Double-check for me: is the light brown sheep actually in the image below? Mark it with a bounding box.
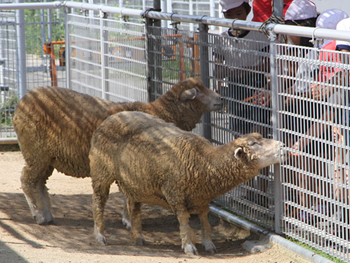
[13,78,221,225]
[89,111,283,255]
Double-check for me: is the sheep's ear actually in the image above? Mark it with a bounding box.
[234,147,243,159]
[180,88,197,101]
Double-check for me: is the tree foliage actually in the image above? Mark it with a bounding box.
[24,9,65,55]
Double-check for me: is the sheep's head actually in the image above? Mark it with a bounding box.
[153,78,222,131]
[178,78,222,112]
[233,133,283,170]
[161,78,222,112]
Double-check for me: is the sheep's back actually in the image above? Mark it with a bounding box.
[13,87,132,177]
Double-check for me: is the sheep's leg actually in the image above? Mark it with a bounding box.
[127,200,145,246]
[198,208,217,254]
[92,182,111,245]
[122,195,131,229]
[20,164,54,225]
[176,210,198,255]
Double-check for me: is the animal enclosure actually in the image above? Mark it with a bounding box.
[1,1,350,262]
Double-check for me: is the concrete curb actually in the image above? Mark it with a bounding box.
[209,204,334,263]
[0,138,18,145]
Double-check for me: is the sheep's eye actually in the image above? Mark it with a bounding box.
[249,141,259,146]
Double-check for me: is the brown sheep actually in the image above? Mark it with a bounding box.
[89,111,283,255]
[13,78,221,225]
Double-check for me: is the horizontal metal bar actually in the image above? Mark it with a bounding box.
[209,204,334,263]
[1,2,350,44]
[0,1,64,10]
[64,1,143,17]
[267,23,350,42]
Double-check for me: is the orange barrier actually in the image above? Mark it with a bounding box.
[43,41,65,87]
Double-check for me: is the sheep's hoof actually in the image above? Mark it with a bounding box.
[122,218,131,230]
[36,217,55,225]
[96,234,107,245]
[30,208,54,225]
[207,248,217,254]
[34,212,54,225]
[46,219,55,225]
[203,240,217,254]
[134,236,145,246]
[183,243,198,255]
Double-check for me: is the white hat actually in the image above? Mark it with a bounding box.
[316,9,349,48]
[336,18,350,50]
[220,0,249,12]
[285,0,318,22]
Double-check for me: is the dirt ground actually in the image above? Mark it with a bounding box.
[0,148,313,263]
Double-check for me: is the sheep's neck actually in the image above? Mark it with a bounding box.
[150,96,200,131]
[199,144,259,200]
[109,99,197,131]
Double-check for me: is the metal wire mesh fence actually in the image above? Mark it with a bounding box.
[68,12,148,101]
[278,44,350,259]
[1,1,350,262]
[0,6,66,139]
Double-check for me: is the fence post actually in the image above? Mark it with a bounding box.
[145,14,152,103]
[272,0,283,236]
[145,0,162,102]
[100,10,109,100]
[273,0,284,18]
[64,6,71,89]
[16,0,26,99]
[40,9,47,73]
[270,36,282,235]
[199,22,212,141]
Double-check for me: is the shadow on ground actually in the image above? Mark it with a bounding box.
[0,191,256,259]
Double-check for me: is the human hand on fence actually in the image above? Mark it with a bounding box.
[309,83,330,100]
[331,122,344,146]
[310,70,348,100]
[290,138,308,156]
[248,90,271,107]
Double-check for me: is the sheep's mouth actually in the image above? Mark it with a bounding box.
[214,102,224,107]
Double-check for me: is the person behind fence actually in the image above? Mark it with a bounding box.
[310,17,350,238]
[284,10,350,235]
[254,0,319,221]
[214,0,270,136]
[292,9,349,156]
[214,0,271,207]
[286,11,350,228]
[306,18,350,215]
[249,0,318,110]
[292,14,350,213]
[252,0,318,152]
[281,0,319,151]
[312,9,349,49]
[251,0,293,22]
[332,18,350,233]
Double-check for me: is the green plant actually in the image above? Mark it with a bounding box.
[0,94,18,127]
[24,9,65,56]
[285,236,343,263]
